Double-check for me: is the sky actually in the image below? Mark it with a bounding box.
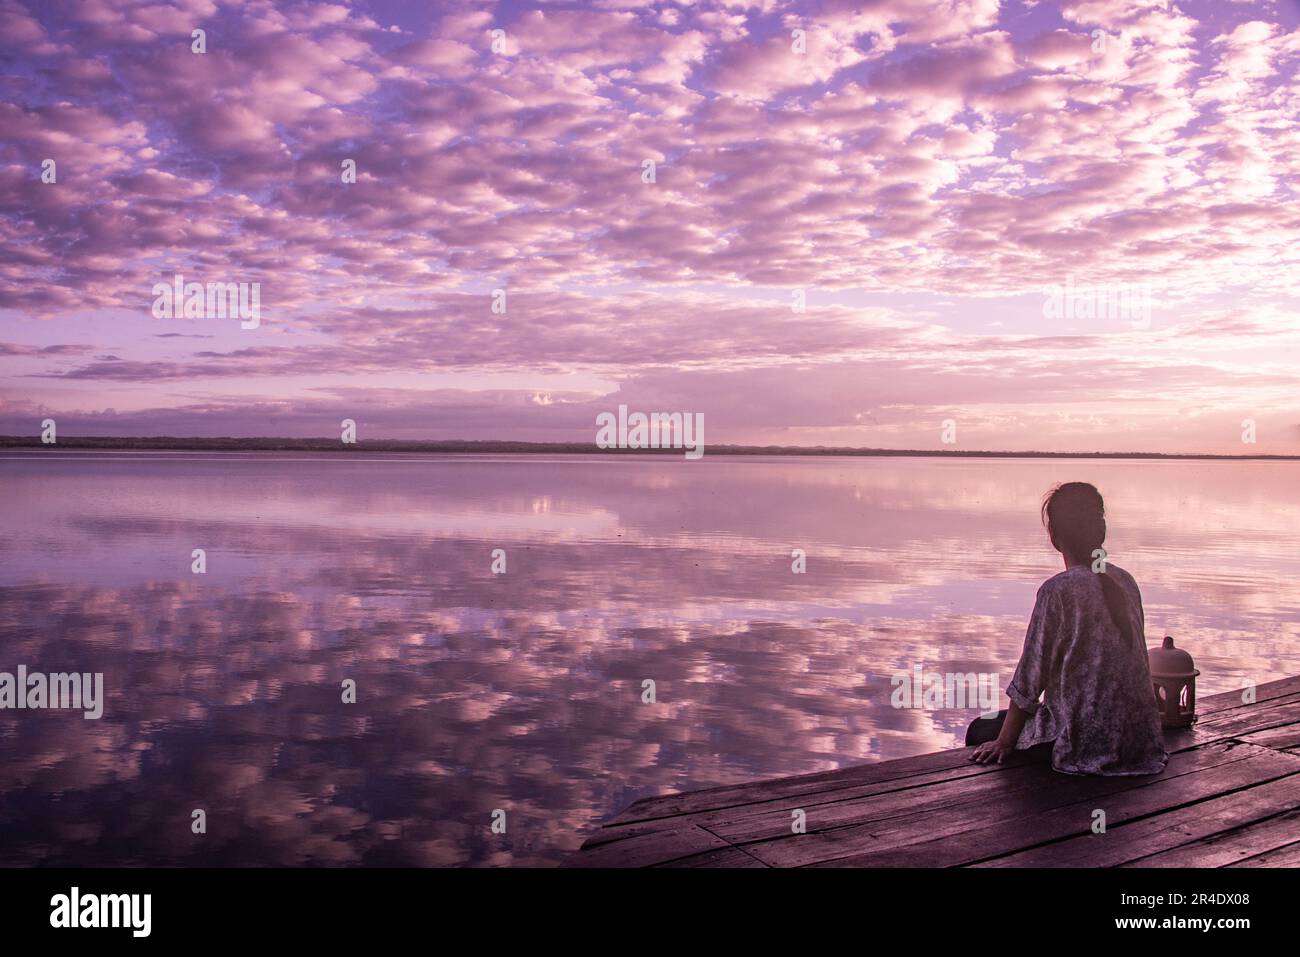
[1,0,1298,453]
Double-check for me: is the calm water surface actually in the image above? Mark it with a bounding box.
[1,452,1297,865]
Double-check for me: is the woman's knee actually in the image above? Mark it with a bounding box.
[964,710,1008,746]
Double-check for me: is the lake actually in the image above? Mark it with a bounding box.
[1,451,1297,865]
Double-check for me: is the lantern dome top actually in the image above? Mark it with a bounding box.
[1148,635,1199,678]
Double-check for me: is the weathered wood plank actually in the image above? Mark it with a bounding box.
[1161,693,1300,753]
[976,773,1300,867]
[802,749,1300,868]
[1196,675,1300,716]
[605,746,987,826]
[1117,807,1300,868]
[561,823,728,868]
[586,758,1008,847]
[1235,722,1300,751]
[653,846,769,868]
[1226,841,1300,867]
[733,738,1279,863]
[710,740,1257,849]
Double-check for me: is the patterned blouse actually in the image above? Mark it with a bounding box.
[1008,564,1169,776]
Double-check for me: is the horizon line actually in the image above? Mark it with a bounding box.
[2,436,1297,461]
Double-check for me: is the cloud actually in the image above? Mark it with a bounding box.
[0,0,1297,452]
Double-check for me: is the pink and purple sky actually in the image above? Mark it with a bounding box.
[1,0,1298,452]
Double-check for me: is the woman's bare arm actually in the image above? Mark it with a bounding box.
[997,701,1029,748]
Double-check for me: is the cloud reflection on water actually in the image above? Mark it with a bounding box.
[0,453,1296,865]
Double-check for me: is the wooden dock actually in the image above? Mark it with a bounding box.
[567,676,1300,867]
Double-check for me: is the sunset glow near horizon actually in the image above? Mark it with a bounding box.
[2,0,1299,453]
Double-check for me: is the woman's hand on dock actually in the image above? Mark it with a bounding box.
[970,740,1014,764]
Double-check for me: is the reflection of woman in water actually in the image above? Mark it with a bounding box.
[966,482,1168,776]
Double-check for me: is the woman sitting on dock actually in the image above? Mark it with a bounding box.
[966,482,1169,776]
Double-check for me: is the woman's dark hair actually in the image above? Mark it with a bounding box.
[1041,482,1136,646]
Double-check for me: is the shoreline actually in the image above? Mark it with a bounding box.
[1,436,1298,461]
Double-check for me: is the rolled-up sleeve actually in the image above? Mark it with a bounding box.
[1007,584,1059,715]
